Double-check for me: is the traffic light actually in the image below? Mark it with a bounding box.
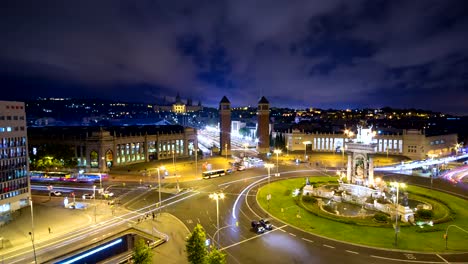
[443,234,448,240]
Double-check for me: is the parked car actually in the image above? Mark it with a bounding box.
[251,220,265,234]
[82,193,94,200]
[259,219,273,230]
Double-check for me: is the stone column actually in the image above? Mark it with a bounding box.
[347,154,352,182]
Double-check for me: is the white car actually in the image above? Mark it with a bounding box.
[103,191,114,197]
[82,193,94,200]
[51,191,62,196]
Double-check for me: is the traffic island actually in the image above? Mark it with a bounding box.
[257,177,468,252]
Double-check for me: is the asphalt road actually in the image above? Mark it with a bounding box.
[22,162,468,263]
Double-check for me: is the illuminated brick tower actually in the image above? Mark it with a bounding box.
[257,96,270,154]
[219,96,231,157]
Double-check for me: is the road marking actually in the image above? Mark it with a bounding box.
[436,254,449,263]
[289,233,296,237]
[197,218,200,223]
[186,219,193,224]
[370,255,442,263]
[301,238,313,243]
[345,250,358,254]
[323,244,335,249]
[404,253,416,260]
[280,229,286,232]
[221,225,287,251]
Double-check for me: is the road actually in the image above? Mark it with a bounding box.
[6,160,468,263]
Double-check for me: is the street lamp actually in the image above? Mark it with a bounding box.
[264,163,274,209]
[172,150,176,176]
[29,197,37,264]
[225,143,228,160]
[273,149,282,176]
[390,182,406,247]
[93,185,97,223]
[343,129,354,163]
[209,192,225,249]
[157,166,166,215]
[243,143,249,158]
[195,148,198,178]
[302,141,311,162]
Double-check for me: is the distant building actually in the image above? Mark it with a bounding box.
[154,93,203,113]
[0,101,29,225]
[282,129,457,160]
[28,125,198,171]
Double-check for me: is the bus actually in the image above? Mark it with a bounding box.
[30,171,71,182]
[202,169,226,179]
[76,172,108,183]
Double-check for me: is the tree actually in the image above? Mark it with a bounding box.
[206,247,227,264]
[186,224,208,264]
[133,238,153,264]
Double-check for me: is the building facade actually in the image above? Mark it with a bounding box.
[0,101,30,225]
[282,129,457,160]
[28,125,197,172]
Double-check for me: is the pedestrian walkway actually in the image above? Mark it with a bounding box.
[0,196,190,264]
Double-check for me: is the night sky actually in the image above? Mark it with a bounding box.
[1,0,467,115]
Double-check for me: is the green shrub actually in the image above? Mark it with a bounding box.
[374,212,388,222]
[302,195,317,203]
[416,209,434,219]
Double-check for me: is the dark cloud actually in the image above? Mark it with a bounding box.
[0,0,467,115]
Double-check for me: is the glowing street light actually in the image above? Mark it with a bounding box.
[209,192,225,248]
[273,149,282,176]
[157,166,166,215]
[390,182,406,247]
[243,143,249,158]
[264,163,274,209]
[303,141,312,161]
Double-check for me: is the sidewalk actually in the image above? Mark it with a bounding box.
[0,196,190,264]
[135,212,190,264]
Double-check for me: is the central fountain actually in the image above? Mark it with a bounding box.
[303,125,418,222]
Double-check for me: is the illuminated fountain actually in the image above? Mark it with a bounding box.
[303,125,417,222]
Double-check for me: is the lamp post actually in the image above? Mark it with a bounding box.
[209,192,225,248]
[195,148,198,178]
[303,141,311,162]
[225,143,228,160]
[157,166,166,215]
[391,182,406,247]
[264,163,274,209]
[93,185,97,223]
[273,149,281,176]
[243,143,249,158]
[172,150,176,176]
[29,197,37,264]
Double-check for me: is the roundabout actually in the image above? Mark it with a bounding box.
[255,176,468,252]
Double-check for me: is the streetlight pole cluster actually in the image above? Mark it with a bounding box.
[157,166,166,215]
[273,149,281,176]
[264,163,274,209]
[390,181,406,247]
[209,192,225,248]
[302,141,311,162]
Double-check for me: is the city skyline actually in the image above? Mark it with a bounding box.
[1,0,467,115]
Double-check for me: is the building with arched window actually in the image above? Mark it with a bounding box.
[28,125,197,172]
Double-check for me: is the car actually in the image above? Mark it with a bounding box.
[103,191,114,197]
[82,193,94,200]
[251,220,265,234]
[259,219,273,230]
[51,191,62,196]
